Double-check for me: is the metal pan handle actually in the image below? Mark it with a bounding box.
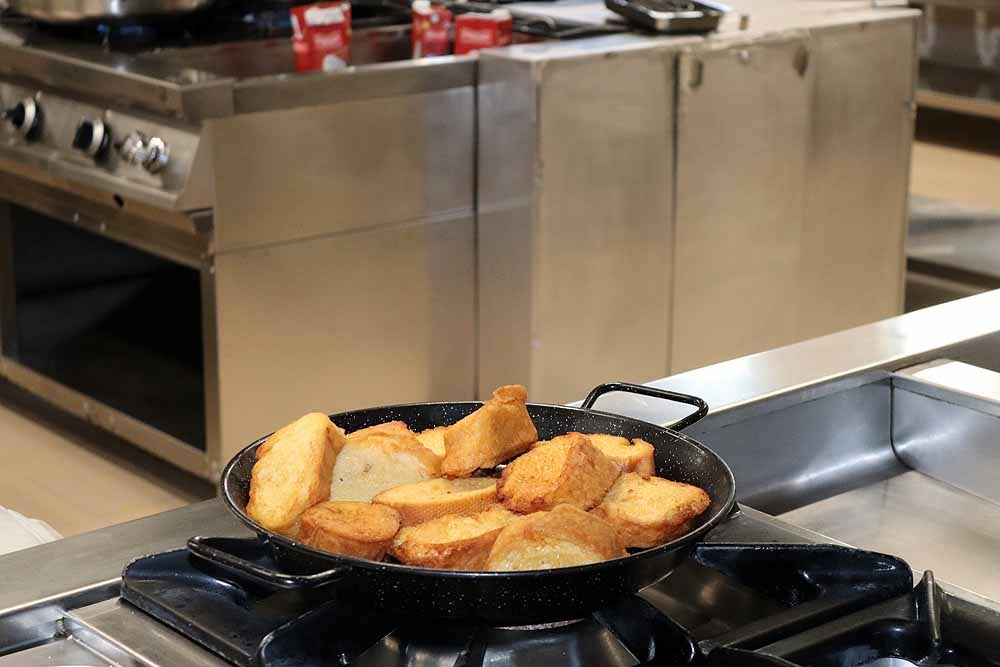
[187,536,346,590]
[581,381,709,431]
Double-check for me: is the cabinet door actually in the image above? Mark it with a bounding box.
[672,39,814,372]
[798,21,914,338]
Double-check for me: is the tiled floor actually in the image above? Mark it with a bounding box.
[0,384,212,538]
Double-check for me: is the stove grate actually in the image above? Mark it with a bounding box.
[121,541,920,666]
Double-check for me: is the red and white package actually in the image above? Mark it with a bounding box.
[454,9,512,55]
[411,0,453,58]
[290,2,352,72]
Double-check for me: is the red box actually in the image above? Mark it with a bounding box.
[411,0,452,58]
[454,10,512,56]
[290,2,352,72]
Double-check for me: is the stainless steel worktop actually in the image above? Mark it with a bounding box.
[906,197,1000,310]
[909,196,1000,284]
[582,288,1000,426]
[0,0,917,120]
[781,470,1000,600]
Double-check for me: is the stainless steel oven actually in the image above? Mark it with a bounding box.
[0,27,479,479]
[0,169,219,476]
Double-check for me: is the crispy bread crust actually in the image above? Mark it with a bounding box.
[583,434,656,478]
[247,413,346,538]
[372,477,498,526]
[485,504,626,571]
[347,421,413,440]
[441,385,538,477]
[389,504,517,570]
[498,433,620,513]
[299,501,401,560]
[591,473,710,548]
[415,426,448,457]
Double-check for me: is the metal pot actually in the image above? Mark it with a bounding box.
[8,0,214,23]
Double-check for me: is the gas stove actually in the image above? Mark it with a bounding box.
[120,535,919,667]
[3,505,1000,667]
[118,535,1000,667]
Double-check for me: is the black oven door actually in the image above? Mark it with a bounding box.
[0,201,207,454]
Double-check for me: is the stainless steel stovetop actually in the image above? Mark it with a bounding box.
[0,506,954,667]
[4,504,1000,667]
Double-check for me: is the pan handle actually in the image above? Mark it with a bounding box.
[187,536,346,590]
[580,381,709,431]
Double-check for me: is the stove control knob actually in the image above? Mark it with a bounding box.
[72,118,111,161]
[3,98,42,139]
[117,131,169,174]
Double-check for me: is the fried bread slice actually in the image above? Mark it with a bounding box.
[373,477,498,526]
[347,421,413,440]
[498,433,620,513]
[484,504,626,571]
[591,472,710,548]
[389,504,517,570]
[246,412,346,538]
[330,429,441,502]
[584,434,656,478]
[299,501,401,560]
[415,426,448,458]
[441,385,538,477]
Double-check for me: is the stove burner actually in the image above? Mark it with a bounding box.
[121,541,917,666]
[706,572,1000,667]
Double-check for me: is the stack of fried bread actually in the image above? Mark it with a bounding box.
[246,385,711,571]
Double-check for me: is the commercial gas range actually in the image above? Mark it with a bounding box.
[0,0,919,481]
[5,291,1000,666]
[10,508,1000,667]
[0,0,511,480]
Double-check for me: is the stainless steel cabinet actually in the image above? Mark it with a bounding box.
[672,38,813,372]
[478,45,677,403]
[672,21,915,371]
[480,9,918,398]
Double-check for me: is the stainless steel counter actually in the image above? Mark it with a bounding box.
[0,501,245,615]
[781,470,1000,601]
[906,197,1000,310]
[581,288,1000,426]
[0,0,918,120]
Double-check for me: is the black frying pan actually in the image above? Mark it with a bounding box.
[189,382,736,625]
